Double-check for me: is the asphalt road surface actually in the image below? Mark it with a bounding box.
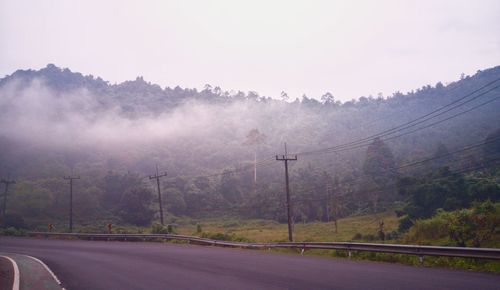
[0,237,498,290]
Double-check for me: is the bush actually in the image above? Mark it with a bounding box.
[151,223,170,234]
[398,216,413,232]
[1,227,26,236]
[447,200,498,247]
[385,231,399,240]
[406,211,449,243]
[364,234,376,241]
[201,232,252,242]
[222,220,241,228]
[352,233,363,240]
[377,230,385,241]
[0,213,26,229]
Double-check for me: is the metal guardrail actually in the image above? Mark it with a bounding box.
[25,232,500,260]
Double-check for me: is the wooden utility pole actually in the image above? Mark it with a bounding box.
[149,165,167,225]
[1,178,16,216]
[63,175,80,232]
[276,143,297,242]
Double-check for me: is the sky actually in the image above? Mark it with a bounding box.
[1,0,499,101]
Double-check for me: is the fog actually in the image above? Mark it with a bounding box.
[0,76,327,177]
[0,78,274,148]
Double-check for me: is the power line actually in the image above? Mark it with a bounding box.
[300,90,500,158]
[297,81,500,156]
[397,135,500,170]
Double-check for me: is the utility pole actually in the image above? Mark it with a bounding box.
[325,181,331,222]
[63,175,80,232]
[1,178,16,217]
[253,150,257,195]
[276,143,297,242]
[149,165,167,225]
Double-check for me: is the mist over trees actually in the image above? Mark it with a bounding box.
[0,64,499,229]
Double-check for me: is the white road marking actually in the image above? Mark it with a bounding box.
[23,255,66,290]
[0,255,20,290]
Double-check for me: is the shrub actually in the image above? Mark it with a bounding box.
[447,200,498,247]
[0,213,26,229]
[151,223,170,234]
[398,215,413,232]
[406,211,449,243]
[201,231,252,242]
[364,234,375,241]
[352,233,362,240]
[1,227,25,236]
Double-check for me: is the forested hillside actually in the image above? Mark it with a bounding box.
[0,64,499,229]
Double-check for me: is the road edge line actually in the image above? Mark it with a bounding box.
[0,255,20,290]
[23,255,66,290]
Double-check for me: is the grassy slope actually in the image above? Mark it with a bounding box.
[176,211,399,242]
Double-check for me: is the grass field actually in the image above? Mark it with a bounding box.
[175,211,400,243]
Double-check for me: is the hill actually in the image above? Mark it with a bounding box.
[0,64,499,228]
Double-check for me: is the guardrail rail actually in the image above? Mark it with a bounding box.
[25,232,500,261]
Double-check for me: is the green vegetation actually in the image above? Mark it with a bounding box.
[404,201,500,248]
[175,211,399,243]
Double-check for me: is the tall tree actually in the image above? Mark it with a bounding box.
[363,138,396,185]
[118,186,154,226]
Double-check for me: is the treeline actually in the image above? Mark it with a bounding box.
[2,129,499,230]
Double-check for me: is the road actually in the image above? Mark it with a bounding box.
[0,237,498,290]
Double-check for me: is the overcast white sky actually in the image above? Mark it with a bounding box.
[1,0,499,101]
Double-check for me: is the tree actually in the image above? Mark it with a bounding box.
[362,138,397,207]
[397,167,468,223]
[101,172,141,211]
[321,92,335,105]
[193,176,211,192]
[280,91,289,102]
[431,142,451,169]
[363,138,396,183]
[165,187,186,216]
[483,128,500,163]
[118,187,154,226]
[218,170,242,203]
